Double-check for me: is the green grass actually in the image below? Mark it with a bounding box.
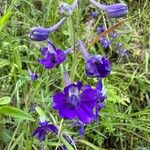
[0,0,150,149]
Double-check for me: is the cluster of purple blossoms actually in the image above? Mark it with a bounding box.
[97,25,110,49]
[96,25,127,57]
[30,0,129,148]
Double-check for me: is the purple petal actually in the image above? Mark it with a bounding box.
[32,127,41,136]
[56,49,66,64]
[38,58,55,69]
[47,124,58,134]
[79,89,98,105]
[52,92,66,109]
[96,79,102,90]
[38,129,46,142]
[40,47,48,56]
[58,105,76,119]
[76,106,93,124]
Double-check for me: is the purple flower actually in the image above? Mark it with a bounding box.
[52,71,98,124]
[28,70,39,81]
[100,37,110,49]
[85,55,111,78]
[58,0,78,16]
[30,17,66,41]
[32,119,58,142]
[91,12,98,18]
[97,25,105,35]
[109,32,117,38]
[30,73,39,81]
[90,0,128,18]
[38,40,66,69]
[78,40,111,78]
[96,26,110,49]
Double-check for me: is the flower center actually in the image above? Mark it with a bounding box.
[68,86,79,108]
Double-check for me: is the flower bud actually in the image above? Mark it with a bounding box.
[30,18,66,41]
[30,27,50,41]
[90,0,128,18]
[105,3,128,18]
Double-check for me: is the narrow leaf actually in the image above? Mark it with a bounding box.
[0,106,34,121]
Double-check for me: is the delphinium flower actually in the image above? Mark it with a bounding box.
[38,40,66,69]
[30,17,66,41]
[97,25,110,49]
[32,117,58,142]
[89,0,128,18]
[28,69,39,81]
[38,40,79,69]
[116,43,127,57]
[78,40,111,78]
[52,70,98,124]
[58,0,78,16]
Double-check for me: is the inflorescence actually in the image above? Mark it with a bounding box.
[30,0,128,149]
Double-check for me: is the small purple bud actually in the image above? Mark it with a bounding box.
[106,3,128,18]
[109,32,117,38]
[100,37,110,49]
[90,0,128,18]
[30,18,66,41]
[91,12,98,18]
[97,25,105,34]
[29,70,39,81]
[30,27,50,41]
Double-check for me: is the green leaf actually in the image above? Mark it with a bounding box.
[0,96,11,105]
[78,139,105,150]
[0,0,16,30]
[0,106,34,121]
[0,59,10,69]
